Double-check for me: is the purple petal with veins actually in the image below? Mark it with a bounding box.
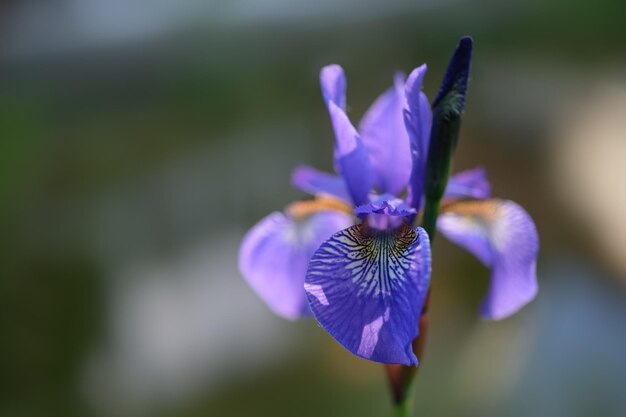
[305,224,431,365]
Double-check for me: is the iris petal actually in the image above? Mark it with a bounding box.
[358,74,412,195]
[444,167,492,200]
[320,64,347,110]
[404,65,432,211]
[291,165,350,202]
[320,65,374,206]
[239,210,353,320]
[355,194,417,218]
[305,224,431,365]
[437,199,539,320]
[327,101,374,206]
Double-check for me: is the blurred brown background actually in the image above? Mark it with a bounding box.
[1,1,626,416]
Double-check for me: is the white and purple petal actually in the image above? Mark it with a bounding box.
[358,74,412,195]
[291,165,350,202]
[444,167,492,200]
[239,210,353,320]
[437,199,539,320]
[305,224,431,365]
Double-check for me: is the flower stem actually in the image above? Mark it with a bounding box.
[385,295,429,416]
[392,396,413,417]
[421,198,440,243]
[386,36,473,417]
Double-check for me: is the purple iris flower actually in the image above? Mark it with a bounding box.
[239,57,538,365]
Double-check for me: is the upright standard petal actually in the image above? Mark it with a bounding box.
[320,64,347,110]
[240,210,353,320]
[404,64,432,211]
[444,167,492,200]
[305,224,431,365]
[358,74,412,195]
[437,199,539,320]
[291,165,350,202]
[327,101,374,206]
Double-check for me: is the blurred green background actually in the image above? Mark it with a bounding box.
[2,1,626,416]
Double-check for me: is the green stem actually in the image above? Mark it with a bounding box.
[421,197,440,242]
[393,396,413,417]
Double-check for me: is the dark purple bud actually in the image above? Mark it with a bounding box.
[422,36,473,238]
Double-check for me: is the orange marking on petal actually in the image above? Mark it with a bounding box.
[287,196,353,220]
[440,199,501,221]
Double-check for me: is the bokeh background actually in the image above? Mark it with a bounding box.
[2,1,626,416]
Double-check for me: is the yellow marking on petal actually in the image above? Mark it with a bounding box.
[287,196,353,220]
[440,199,516,252]
[440,199,500,221]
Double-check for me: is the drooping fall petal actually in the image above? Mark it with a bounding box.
[305,224,431,365]
[438,199,539,320]
[239,210,353,320]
